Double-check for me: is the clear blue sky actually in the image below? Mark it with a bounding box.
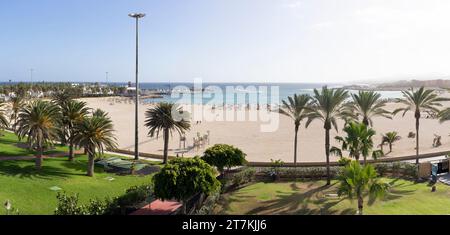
[2,0,450,83]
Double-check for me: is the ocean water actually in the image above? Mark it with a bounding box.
[114,82,404,105]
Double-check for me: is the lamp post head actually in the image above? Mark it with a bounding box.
[128,13,146,19]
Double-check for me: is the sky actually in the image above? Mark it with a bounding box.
[2,0,450,84]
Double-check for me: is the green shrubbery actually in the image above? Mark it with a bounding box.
[54,184,153,215]
[153,157,221,214]
[195,189,221,215]
[231,167,256,186]
[373,162,418,178]
[201,144,247,174]
[338,157,352,166]
[263,166,341,180]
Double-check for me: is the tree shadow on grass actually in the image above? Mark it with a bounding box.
[60,156,106,175]
[0,160,84,180]
[242,182,341,215]
[367,178,417,206]
[217,194,256,214]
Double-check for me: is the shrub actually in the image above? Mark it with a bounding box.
[402,163,418,179]
[374,164,389,177]
[195,189,221,215]
[153,157,221,214]
[201,144,247,174]
[338,157,352,166]
[392,162,402,176]
[231,167,256,186]
[85,198,110,215]
[54,185,153,215]
[55,192,86,215]
[265,166,340,179]
[116,185,152,208]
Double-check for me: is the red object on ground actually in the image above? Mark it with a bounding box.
[130,200,182,215]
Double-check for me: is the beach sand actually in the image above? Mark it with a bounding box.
[78,94,450,163]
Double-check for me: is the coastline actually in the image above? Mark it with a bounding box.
[78,92,450,163]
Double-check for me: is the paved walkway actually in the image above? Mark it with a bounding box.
[130,200,182,215]
[439,174,450,185]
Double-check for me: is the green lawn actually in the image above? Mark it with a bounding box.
[214,178,450,215]
[0,156,153,215]
[0,131,155,215]
[0,131,68,157]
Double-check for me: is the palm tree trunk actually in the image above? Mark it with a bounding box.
[325,128,331,185]
[357,195,364,215]
[163,128,170,165]
[363,117,369,127]
[294,125,299,166]
[182,200,188,215]
[389,143,392,153]
[87,152,95,177]
[69,137,74,162]
[415,117,419,165]
[35,148,43,170]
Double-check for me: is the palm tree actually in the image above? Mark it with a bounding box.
[393,87,449,164]
[92,108,108,118]
[9,96,24,130]
[15,100,61,170]
[52,91,74,107]
[72,116,117,177]
[279,94,312,165]
[144,102,191,164]
[52,91,74,145]
[338,161,389,215]
[0,101,9,131]
[63,100,90,161]
[306,86,349,185]
[346,91,391,126]
[330,122,383,165]
[381,132,401,153]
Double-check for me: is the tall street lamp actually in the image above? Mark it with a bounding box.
[129,13,145,160]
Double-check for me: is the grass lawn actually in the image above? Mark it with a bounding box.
[214,178,450,215]
[0,131,67,157]
[0,156,153,215]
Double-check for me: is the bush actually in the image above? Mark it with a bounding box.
[372,162,418,178]
[54,185,153,215]
[402,163,418,179]
[116,185,153,208]
[338,157,352,166]
[55,192,86,215]
[267,159,284,180]
[85,198,110,215]
[195,189,221,215]
[153,157,221,214]
[231,167,256,186]
[201,144,247,174]
[265,166,340,180]
[374,164,389,177]
[392,162,402,176]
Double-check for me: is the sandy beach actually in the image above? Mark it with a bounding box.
[78,94,450,163]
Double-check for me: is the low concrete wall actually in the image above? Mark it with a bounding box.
[109,148,450,166]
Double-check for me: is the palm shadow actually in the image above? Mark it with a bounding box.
[0,160,84,180]
[237,182,341,215]
[367,178,416,206]
[60,157,106,175]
